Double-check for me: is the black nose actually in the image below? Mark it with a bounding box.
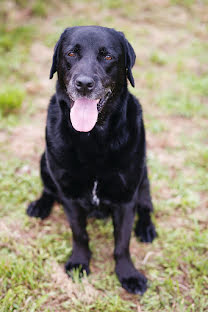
[75,75,95,94]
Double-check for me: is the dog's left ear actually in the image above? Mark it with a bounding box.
[119,32,136,87]
[126,40,136,87]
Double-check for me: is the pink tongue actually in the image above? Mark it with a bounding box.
[70,98,99,132]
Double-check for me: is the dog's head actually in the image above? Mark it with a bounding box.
[50,26,136,132]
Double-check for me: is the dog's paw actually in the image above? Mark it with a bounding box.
[26,199,51,220]
[65,260,90,278]
[135,221,157,243]
[121,272,148,295]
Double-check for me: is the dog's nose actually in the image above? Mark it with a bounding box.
[75,75,95,93]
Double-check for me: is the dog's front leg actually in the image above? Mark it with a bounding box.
[63,198,91,277]
[112,203,148,294]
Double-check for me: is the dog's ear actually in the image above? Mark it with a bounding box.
[49,39,61,79]
[119,32,136,87]
[49,28,71,79]
[125,40,136,87]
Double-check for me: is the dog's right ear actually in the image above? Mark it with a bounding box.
[49,28,71,79]
[49,39,61,79]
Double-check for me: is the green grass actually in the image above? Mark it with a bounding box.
[69,295,137,312]
[100,0,124,9]
[156,92,208,118]
[180,72,208,96]
[0,0,208,311]
[0,86,25,116]
[0,159,41,217]
[11,0,48,17]
[150,52,167,66]
[0,237,51,311]
[0,5,37,125]
[171,0,195,7]
[0,25,35,52]
[31,0,47,17]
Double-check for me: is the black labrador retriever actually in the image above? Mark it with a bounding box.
[27,26,157,295]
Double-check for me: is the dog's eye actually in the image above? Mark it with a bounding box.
[104,55,112,61]
[68,52,76,57]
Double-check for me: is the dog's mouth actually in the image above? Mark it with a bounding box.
[70,91,111,132]
[97,91,111,113]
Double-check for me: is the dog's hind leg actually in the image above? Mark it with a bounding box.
[134,166,157,242]
[27,152,57,219]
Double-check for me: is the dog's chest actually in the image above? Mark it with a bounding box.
[91,180,100,206]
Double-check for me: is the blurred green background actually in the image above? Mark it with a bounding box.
[0,0,208,311]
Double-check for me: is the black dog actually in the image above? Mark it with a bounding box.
[27,26,157,294]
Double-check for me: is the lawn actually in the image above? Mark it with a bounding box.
[0,0,208,311]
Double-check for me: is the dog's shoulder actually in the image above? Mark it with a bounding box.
[126,92,144,132]
[128,92,142,114]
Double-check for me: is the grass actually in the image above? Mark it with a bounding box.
[0,86,25,116]
[156,92,208,118]
[0,5,37,126]
[0,0,208,311]
[0,25,35,52]
[150,52,167,66]
[31,0,48,17]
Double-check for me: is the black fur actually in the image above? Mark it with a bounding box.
[27,26,157,295]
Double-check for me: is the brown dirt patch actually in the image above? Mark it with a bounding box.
[9,120,45,164]
[51,261,100,303]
